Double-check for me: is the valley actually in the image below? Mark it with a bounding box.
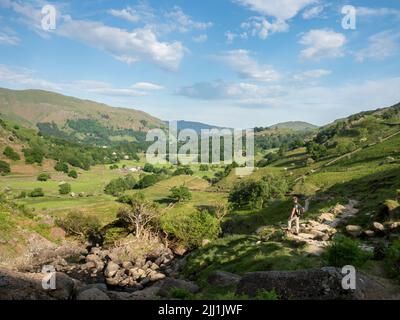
[0,88,400,300]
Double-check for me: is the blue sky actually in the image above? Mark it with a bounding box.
[0,0,400,128]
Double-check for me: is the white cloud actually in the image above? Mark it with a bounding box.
[0,64,163,97]
[192,34,208,43]
[0,29,20,45]
[302,5,324,19]
[108,7,141,23]
[215,50,281,82]
[164,6,212,33]
[240,16,289,40]
[355,30,400,62]
[299,29,346,60]
[177,80,283,104]
[356,7,400,18]
[293,69,331,80]
[0,64,63,91]
[225,31,237,44]
[132,82,164,90]
[1,0,186,71]
[234,0,316,20]
[74,80,147,97]
[57,17,185,71]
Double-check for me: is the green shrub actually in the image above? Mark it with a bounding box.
[29,188,44,197]
[109,164,119,170]
[173,166,194,176]
[37,173,51,181]
[68,170,78,179]
[136,174,162,189]
[322,236,371,267]
[57,212,100,239]
[167,288,194,300]
[254,290,278,300]
[103,227,129,245]
[169,185,192,202]
[104,174,136,196]
[54,162,69,173]
[199,164,209,171]
[143,163,155,173]
[23,147,44,164]
[384,240,400,280]
[59,183,71,195]
[3,146,20,161]
[161,210,221,248]
[16,191,27,199]
[229,175,288,209]
[0,160,10,174]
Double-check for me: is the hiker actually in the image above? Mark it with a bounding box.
[287,196,304,235]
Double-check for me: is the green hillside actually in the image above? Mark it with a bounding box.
[0,87,164,145]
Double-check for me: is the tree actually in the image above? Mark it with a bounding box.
[55,162,69,173]
[307,142,327,161]
[3,146,20,161]
[117,197,159,239]
[68,170,78,179]
[136,174,161,189]
[160,210,220,248]
[214,203,228,221]
[229,175,288,209]
[59,183,71,195]
[57,212,100,239]
[37,173,51,181]
[23,147,44,164]
[104,174,136,196]
[30,188,44,197]
[173,166,194,176]
[169,185,192,202]
[143,163,155,173]
[0,160,10,174]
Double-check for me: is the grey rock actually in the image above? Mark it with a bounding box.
[104,261,120,278]
[236,267,393,300]
[208,271,242,288]
[76,288,110,300]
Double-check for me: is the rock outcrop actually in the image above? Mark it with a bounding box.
[236,267,397,300]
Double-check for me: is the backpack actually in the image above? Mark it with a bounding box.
[295,204,304,216]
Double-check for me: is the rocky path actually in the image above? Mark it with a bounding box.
[284,199,360,256]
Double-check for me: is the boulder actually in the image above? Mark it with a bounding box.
[173,245,187,256]
[373,222,385,235]
[236,267,394,300]
[318,213,335,223]
[346,225,363,237]
[208,271,241,287]
[86,254,100,263]
[76,288,110,300]
[330,204,346,215]
[47,272,75,300]
[362,230,375,238]
[122,261,133,269]
[104,261,120,278]
[149,272,166,282]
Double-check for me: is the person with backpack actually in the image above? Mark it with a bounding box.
[287,196,304,235]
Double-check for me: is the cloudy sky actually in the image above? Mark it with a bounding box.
[0,0,400,128]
